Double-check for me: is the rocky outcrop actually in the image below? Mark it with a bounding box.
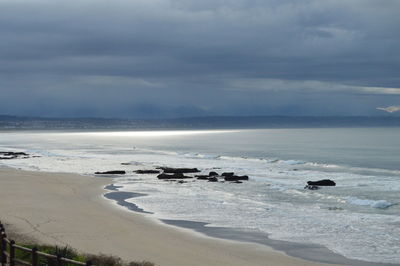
[157,167,200,174]
[221,172,234,177]
[95,170,126,175]
[157,173,193,179]
[195,175,210,180]
[127,165,251,184]
[0,151,30,160]
[304,179,335,190]
[0,152,28,156]
[307,179,336,186]
[224,175,249,181]
[135,170,160,174]
[192,171,251,182]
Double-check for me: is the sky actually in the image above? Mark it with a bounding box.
[1,0,400,118]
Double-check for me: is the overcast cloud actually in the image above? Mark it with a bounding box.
[1,0,399,118]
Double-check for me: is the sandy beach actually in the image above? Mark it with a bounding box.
[0,167,342,266]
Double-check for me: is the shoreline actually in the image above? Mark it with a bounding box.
[0,167,398,266]
[0,167,341,266]
[103,184,398,266]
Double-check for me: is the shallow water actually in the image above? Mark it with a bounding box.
[1,128,399,264]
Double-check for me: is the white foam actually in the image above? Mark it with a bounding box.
[279,160,305,165]
[183,153,220,159]
[346,197,395,209]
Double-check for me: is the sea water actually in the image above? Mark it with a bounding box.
[0,128,399,264]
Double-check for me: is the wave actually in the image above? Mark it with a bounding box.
[183,153,221,160]
[278,160,305,165]
[345,197,395,209]
[132,147,179,156]
[305,162,400,176]
[129,147,400,177]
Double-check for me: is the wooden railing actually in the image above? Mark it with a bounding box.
[0,222,92,266]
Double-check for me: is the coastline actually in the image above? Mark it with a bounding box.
[104,184,398,266]
[0,167,344,266]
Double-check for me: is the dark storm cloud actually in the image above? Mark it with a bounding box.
[0,0,399,117]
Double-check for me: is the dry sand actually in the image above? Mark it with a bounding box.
[0,167,342,266]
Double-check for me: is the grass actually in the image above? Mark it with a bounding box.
[12,243,155,266]
[1,222,155,266]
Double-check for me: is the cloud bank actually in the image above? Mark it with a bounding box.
[0,0,399,117]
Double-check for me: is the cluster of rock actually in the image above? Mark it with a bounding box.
[93,166,335,189]
[194,172,249,183]
[1,151,335,191]
[156,168,249,184]
[94,166,249,184]
[304,179,336,190]
[0,151,31,160]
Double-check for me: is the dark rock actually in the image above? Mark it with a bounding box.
[304,185,320,190]
[224,175,249,181]
[0,157,15,160]
[95,170,126,175]
[195,175,210,180]
[157,167,200,174]
[14,152,28,156]
[0,151,30,160]
[209,171,219,176]
[135,170,160,174]
[307,179,336,186]
[208,177,218,182]
[221,172,234,177]
[121,163,131,165]
[0,152,28,156]
[157,173,193,179]
[177,180,187,184]
[232,181,243,184]
[327,206,343,211]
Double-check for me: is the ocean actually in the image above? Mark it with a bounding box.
[1,128,399,264]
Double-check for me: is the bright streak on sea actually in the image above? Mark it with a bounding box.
[68,130,238,137]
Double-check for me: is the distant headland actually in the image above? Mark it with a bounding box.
[1,115,400,130]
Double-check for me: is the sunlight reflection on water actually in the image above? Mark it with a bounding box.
[69,130,238,137]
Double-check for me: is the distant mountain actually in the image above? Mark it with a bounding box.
[1,115,400,130]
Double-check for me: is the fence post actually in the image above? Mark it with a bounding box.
[9,240,15,266]
[0,222,4,264]
[0,231,5,266]
[56,253,62,266]
[32,247,38,266]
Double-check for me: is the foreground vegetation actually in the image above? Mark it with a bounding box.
[11,242,154,266]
